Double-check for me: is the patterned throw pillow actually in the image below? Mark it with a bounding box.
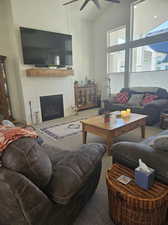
[127,94,144,106]
[116,92,129,104]
[141,94,158,105]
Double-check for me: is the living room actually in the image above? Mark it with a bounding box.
[1,0,168,225]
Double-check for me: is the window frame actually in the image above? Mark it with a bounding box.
[107,0,168,78]
[107,25,126,48]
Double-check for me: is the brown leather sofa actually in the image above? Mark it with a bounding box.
[112,130,168,185]
[101,87,168,125]
[0,137,105,225]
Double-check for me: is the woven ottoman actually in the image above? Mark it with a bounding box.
[106,163,168,225]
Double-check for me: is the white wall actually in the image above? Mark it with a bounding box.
[93,0,131,90]
[11,0,94,81]
[109,73,124,93]
[130,71,168,90]
[0,0,24,120]
[1,0,94,123]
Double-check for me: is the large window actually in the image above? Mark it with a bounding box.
[107,26,126,47]
[133,0,168,40]
[107,50,125,73]
[106,0,168,93]
[107,26,126,74]
[131,0,168,72]
[132,42,168,72]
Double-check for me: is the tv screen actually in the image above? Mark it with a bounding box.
[20,27,73,67]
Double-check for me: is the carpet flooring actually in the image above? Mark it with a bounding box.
[35,109,161,225]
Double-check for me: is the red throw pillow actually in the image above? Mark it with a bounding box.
[141,94,158,105]
[116,92,129,104]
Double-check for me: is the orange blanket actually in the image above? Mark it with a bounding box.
[0,125,37,152]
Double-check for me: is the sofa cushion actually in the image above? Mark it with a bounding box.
[116,92,129,104]
[121,87,168,99]
[46,143,105,205]
[2,138,52,188]
[127,94,144,106]
[141,94,158,105]
[149,135,168,151]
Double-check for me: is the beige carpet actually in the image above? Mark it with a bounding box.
[35,109,161,225]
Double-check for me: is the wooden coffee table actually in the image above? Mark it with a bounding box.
[81,112,147,154]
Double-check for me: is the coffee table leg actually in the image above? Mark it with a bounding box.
[83,131,87,144]
[107,137,113,155]
[141,125,145,139]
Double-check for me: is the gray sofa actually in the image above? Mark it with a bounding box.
[112,130,168,185]
[0,137,105,225]
[101,87,168,125]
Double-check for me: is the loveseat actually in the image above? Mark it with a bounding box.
[0,137,105,225]
[112,130,168,185]
[101,87,168,125]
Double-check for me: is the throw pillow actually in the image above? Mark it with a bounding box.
[141,94,158,105]
[150,135,168,151]
[116,92,129,104]
[127,94,144,106]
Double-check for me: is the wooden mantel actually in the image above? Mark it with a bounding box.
[26,68,74,77]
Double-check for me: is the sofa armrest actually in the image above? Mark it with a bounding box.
[46,143,105,205]
[144,99,168,109]
[112,142,154,167]
[0,168,53,225]
[112,141,168,184]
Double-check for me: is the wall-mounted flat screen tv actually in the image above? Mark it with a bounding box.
[20,27,73,67]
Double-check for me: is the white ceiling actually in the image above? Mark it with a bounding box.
[62,0,124,20]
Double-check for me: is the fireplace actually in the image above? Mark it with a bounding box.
[40,94,64,121]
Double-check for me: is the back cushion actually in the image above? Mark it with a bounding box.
[116,92,129,104]
[2,138,52,188]
[141,94,158,105]
[127,94,144,106]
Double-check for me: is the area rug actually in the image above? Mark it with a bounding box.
[40,119,84,140]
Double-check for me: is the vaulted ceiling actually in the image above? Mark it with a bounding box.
[62,0,128,20]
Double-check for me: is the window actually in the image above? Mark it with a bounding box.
[132,0,168,40]
[107,50,125,73]
[132,41,168,72]
[107,27,126,74]
[107,26,126,47]
[106,0,168,94]
[131,0,168,72]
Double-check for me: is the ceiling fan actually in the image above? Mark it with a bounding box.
[63,0,120,11]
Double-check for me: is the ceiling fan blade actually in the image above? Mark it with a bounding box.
[80,0,90,10]
[106,0,120,2]
[92,0,100,9]
[63,0,79,6]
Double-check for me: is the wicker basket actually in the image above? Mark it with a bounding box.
[106,164,168,225]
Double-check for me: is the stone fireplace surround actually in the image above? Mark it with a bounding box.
[21,73,75,124]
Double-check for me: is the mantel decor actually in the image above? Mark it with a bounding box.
[26,68,74,77]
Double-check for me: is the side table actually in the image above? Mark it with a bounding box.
[106,163,168,225]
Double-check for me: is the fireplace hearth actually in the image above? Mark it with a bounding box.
[40,95,64,121]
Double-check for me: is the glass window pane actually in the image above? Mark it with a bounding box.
[132,41,168,72]
[107,27,126,47]
[133,0,168,40]
[107,50,125,73]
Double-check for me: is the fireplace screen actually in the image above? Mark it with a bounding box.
[40,94,64,121]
